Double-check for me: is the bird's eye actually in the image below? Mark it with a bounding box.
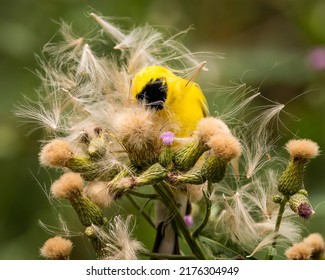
[136,78,167,110]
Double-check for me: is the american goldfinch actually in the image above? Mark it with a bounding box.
[131,65,208,255]
[131,65,208,137]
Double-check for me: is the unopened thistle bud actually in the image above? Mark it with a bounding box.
[51,173,104,226]
[278,139,319,196]
[87,127,107,159]
[40,236,73,260]
[288,190,314,219]
[159,132,174,168]
[201,133,241,183]
[272,195,283,204]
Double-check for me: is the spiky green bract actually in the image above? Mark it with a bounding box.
[109,163,167,196]
[67,156,102,180]
[173,139,208,171]
[135,163,167,186]
[168,168,206,185]
[201,133,241,183]
[201,156,227,183]
[69,193,105,227]
[159,145,173,168]
[277,159,308,196]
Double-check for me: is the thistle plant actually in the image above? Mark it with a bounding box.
[16,13,324,260]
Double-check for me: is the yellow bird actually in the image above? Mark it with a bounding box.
[131,65,208,138]
[131,65,209,255]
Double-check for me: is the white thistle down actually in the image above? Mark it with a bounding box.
[43,21,85,62]
[212,169,303,255]
[91,215,146,260]
[240,103,286,179]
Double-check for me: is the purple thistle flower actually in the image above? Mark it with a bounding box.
[184,215,193,227]
[160,131,175,146]
[298,202,314,219]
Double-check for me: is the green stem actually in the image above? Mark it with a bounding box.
[126,194,156,229]
[265,197,288,260]
[128,190,159,200]
[193,181,212,238]
[153,182,206,260]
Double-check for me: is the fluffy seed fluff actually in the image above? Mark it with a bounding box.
[51,172,84,199]
[207,133,241,161]
[213,175,302,256]
[285,242,312,260]
[40,236,73,260]
[113,107,164,166]
[39,139,73,167]
[196,117,231,143]
[286,139,320,160]
[91,215,146,260]
[84,181,113,209]
[303,233,325,257]
[215,193,259,247]
[111,177,136,194]
[113,107,157,145]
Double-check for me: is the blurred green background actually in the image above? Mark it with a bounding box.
[1,0,325,259]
